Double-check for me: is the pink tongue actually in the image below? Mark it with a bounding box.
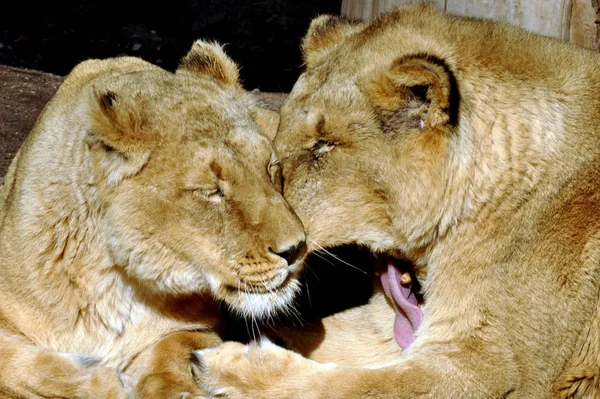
[380,257,423,349]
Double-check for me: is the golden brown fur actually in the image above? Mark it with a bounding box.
[195,5,600,398]
[0,40,306,398]
[267,283,401,367]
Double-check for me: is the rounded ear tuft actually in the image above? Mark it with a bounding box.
[178,40,241,87]
[302,15,364,68]
[88,86,155,154]
[87,87,153,185]
[98,90,118,110]
[361,53,459,129]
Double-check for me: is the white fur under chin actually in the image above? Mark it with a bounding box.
[226,279,301,320]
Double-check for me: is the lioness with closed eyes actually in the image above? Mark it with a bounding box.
[195,5,600,398]
[0,40,306,398]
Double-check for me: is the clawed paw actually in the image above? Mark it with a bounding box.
[191,339,303,399]
[135,369,209,399]
[83,366,133,399]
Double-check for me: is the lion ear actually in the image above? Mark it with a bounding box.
[177,40,241,87]
[302,15,364,68]
[361,54,459,130]
[87,88,154,185]
[254,107,280,141]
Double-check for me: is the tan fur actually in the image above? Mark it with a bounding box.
[196,5,600,398]
[0,40,305,398]
[273,285,402,367]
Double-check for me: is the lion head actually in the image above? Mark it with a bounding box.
[3,41,306,320]
[275,8,461,264]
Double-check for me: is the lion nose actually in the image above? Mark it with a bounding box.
[272,240,307,266]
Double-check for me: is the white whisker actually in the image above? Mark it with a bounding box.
[308,239,369,276]
[260,280,278,327]
[304,267,313,307]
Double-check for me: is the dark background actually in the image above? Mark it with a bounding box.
[0,0,342,92]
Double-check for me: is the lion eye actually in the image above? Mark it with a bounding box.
[186,186,225,202]
[312,139,335,158]
[203,187,225,202]
[268,160,283,193]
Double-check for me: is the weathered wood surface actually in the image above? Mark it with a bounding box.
[0,66,62,182]
[570,0,600,49]
[341,0,445,20]
[341,0,600,50]
[446,0,571,40]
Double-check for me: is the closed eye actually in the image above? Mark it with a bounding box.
[201,187,225,202]
[185,185,225,202]
[312,139,335,158]
[268,158,283,193]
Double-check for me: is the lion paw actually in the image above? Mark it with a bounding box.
[136,370,208,399]
[192,339,317,399]
[81,365,133,399]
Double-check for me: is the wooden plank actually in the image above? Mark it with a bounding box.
[340,1,569,38]
[445,0,572,40]
[341,0,599,51]
[341,0,446,21]
[569,0,600,50]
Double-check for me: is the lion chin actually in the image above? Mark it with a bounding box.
[221,279,302,320]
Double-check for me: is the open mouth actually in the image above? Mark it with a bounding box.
[290,244,377,322]
[274,243,422,329]
[378,255,423,349]
[223,244,423,348]
[291,244,423,349]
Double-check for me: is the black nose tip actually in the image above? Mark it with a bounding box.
[274,240,307,265]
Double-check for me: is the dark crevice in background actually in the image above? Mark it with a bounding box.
[224,245,376,342]
[0,0,341,92]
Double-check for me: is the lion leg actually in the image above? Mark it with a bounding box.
[194,339,518,399]
[135,330,222,399]
[0,333,129,399]
[273,290,401,367]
